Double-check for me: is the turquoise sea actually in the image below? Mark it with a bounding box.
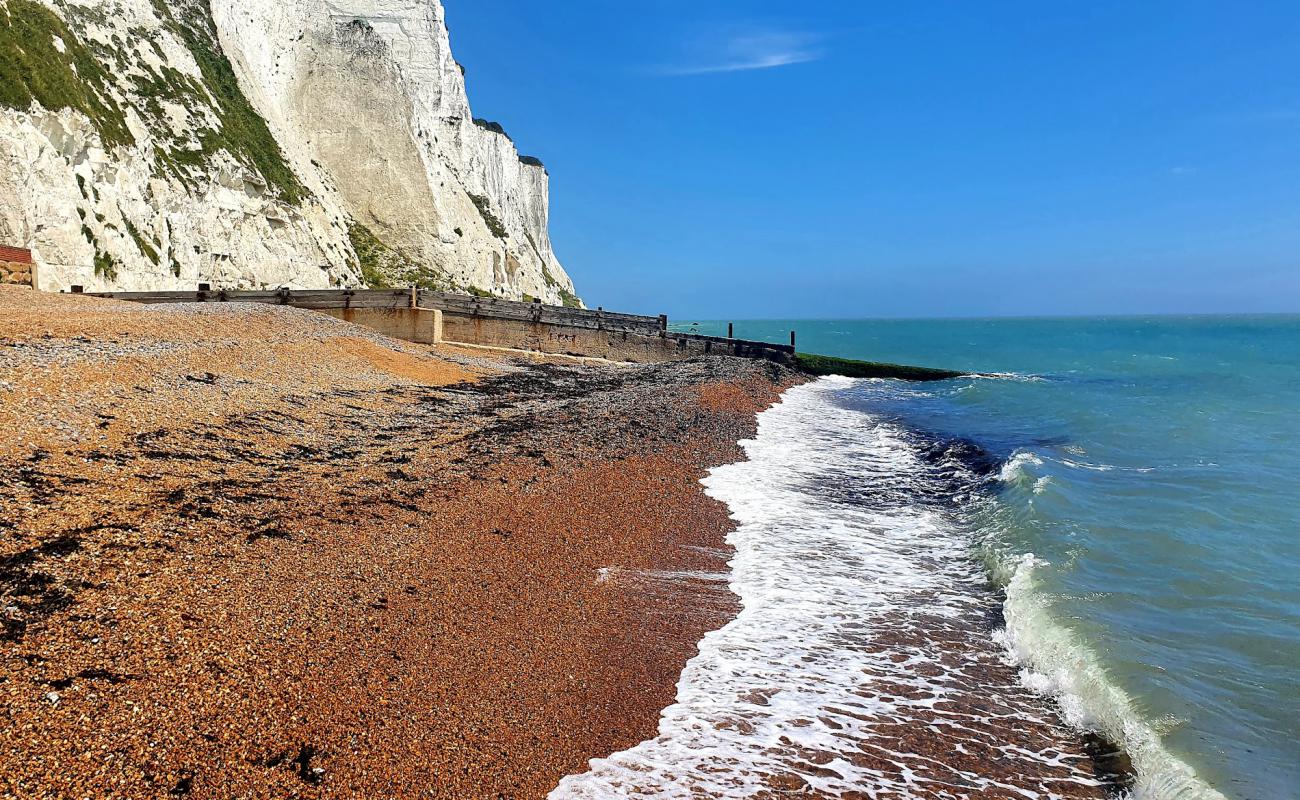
[673,316,1299,799]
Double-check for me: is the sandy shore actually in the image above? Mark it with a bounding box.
[0,287,794,798]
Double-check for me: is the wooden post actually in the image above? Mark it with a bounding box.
[410,285,417,309]
[658,314,668,332]
[728,322,734,339]
[790,330,796,350]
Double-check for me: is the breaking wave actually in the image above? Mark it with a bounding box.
[552,377,1125,798]
[991,552,1228,800]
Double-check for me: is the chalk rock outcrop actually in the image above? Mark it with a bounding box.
[0,0,579,305]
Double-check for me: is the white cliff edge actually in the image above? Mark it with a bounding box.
[0,0,579,305]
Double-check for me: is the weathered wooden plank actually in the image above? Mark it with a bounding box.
[85,287,793,363]
[91,289,413,309]
[438,303,538,323]
[434,304,662,335]
[536,308,660,334]
[286,292,411,309]
[666,331,795,355]
[417,289,661,326]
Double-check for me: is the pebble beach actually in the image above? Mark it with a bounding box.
[0,287,1138,799]
[0,286,794,798]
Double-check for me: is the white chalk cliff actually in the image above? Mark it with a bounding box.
[0,0,580,305]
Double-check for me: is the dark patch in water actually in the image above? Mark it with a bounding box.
[916,436,1003,477]
[812,427,1001,514]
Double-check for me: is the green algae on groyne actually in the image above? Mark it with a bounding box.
[795,352,964,382]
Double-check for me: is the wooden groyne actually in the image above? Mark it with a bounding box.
[85,287,797,366]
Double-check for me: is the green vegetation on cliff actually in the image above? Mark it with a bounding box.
[556,287,581,309]
[795,353,964,382]
[122,217,160,265]
[349,221,579,306]
[1,0,310,204]
[0,0,133,148]
[93,249,118,281]
[348,222,456,292]
[468,194,509,240]
[540,263,581,308]
[472,118,510,140]
[149,0,308,203]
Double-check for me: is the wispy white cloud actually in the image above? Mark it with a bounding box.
[659,28,825,76]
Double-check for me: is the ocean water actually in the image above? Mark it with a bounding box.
[556,316,1299,800]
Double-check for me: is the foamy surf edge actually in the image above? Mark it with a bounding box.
[551,375,1127,798]
[989,545,1229,800]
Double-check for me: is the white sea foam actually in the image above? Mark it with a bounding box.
[552,377,1110,798]
[1004,452,1156,480]
[970,371,1049,383]
[1058,457,1156,474]
[1001,451,1045,482]
[1059,457,1116,472]
[994,555,1230,800]
[986,448,1226,798]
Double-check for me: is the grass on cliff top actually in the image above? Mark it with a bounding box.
[0,0,133,148]
[472,118,511,140]
[795,352,965,382]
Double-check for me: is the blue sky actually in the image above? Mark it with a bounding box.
[444,0,1300,319]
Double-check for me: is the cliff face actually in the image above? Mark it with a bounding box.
[0,0,580,305]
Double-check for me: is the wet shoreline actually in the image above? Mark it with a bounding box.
[556,377,1134,798]
[1,288,1131,798]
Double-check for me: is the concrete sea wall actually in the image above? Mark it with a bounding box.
[318,307,443,346]
[85,288,795,365]
[427,290,793,364]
